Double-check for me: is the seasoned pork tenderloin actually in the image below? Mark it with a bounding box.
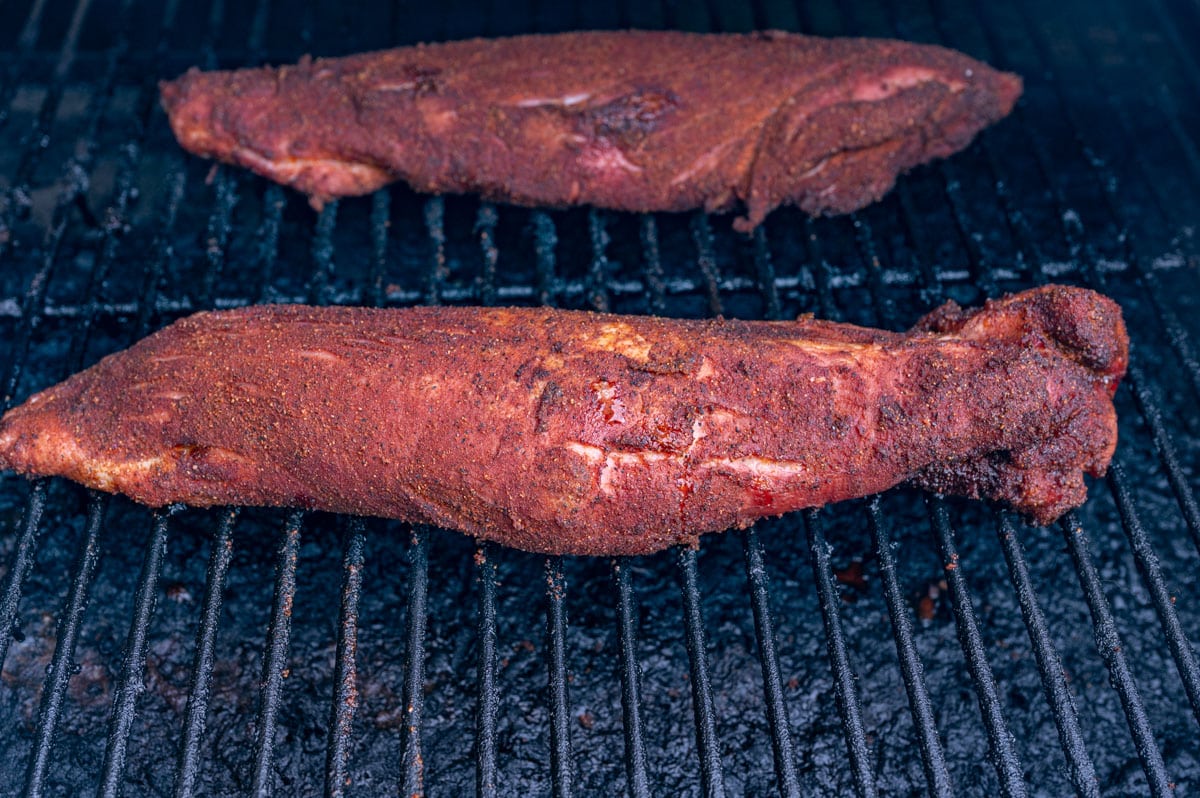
[160,30,1022,231]
[0,286,1125,555]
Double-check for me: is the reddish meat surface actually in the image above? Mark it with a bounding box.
[0,286,1125,556]
[159,30,1022,231]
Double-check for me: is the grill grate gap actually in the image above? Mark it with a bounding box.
[323,519,366,798]
[173,508,238,798]
[249,511,304,797]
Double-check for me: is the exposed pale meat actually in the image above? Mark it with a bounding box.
[159,30,1022,231]
[0,286,1125,556]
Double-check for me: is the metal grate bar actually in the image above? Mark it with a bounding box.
[1080,0,1200,225]
[587,209,612,312]
[994,514,1098,798]
[892,185,942,300]
[689,212,724,316]
[249,511,304,797]
[134,162,187,337]
[367,190,391,307]
[172,508,238,798]
[532,210,559,306]
[928,7,1200,754]
[1122,364,1200,554]
[476,203,500,307]
[905,14,1193,790]
[0,479,47,668]
[638,216,667,315]
[989,0,1200,402]
[803,510,879,798]
[398,529,431,797]
[866,499,954,798]
[423,197,448,305]
[1105,463,1200,728]
[254,185,287,304]
[933,159,999,299]
[98,507,174,798]
[0,0,49,131]
[805,221,936,798]
[801,219,837,319]
[0,0,93,262]
[742,528,801,798]
[676,546,727,798]
[1,210,69,407]
[1142,0,1200,110]
[307,200,340,307]
[22,494,106,798]
[324,519,367,798]
[928,499,1027,798]
[751,226,782,321]
[475,543,500,798]
[612,560,651,798]
[1059,513,1174,797]
[849,214,898,327]
[545,556,574,797]
[197,168,239,307]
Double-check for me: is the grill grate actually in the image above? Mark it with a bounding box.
[1,0,1199,795]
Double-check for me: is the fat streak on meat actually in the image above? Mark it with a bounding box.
[0,286,1126,556]
[159,30,1022,231]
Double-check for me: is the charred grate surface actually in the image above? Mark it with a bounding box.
[1,0,1200,796]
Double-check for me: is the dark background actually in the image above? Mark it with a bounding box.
[0,0,1198,795]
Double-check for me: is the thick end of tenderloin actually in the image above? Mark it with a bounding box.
[910,285,1127,524]
[160,65,393,206]
[736,43,1022,232]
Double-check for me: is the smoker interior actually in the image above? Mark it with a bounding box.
[2,0,1199,795]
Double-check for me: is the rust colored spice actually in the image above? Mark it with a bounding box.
[0,286,1125,556]
[159,30,1022,231]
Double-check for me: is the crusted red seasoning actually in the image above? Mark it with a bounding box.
[159,30,1022,230]
[0,286,1125,556]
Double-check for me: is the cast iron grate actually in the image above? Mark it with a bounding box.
[1,0,1199,796]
